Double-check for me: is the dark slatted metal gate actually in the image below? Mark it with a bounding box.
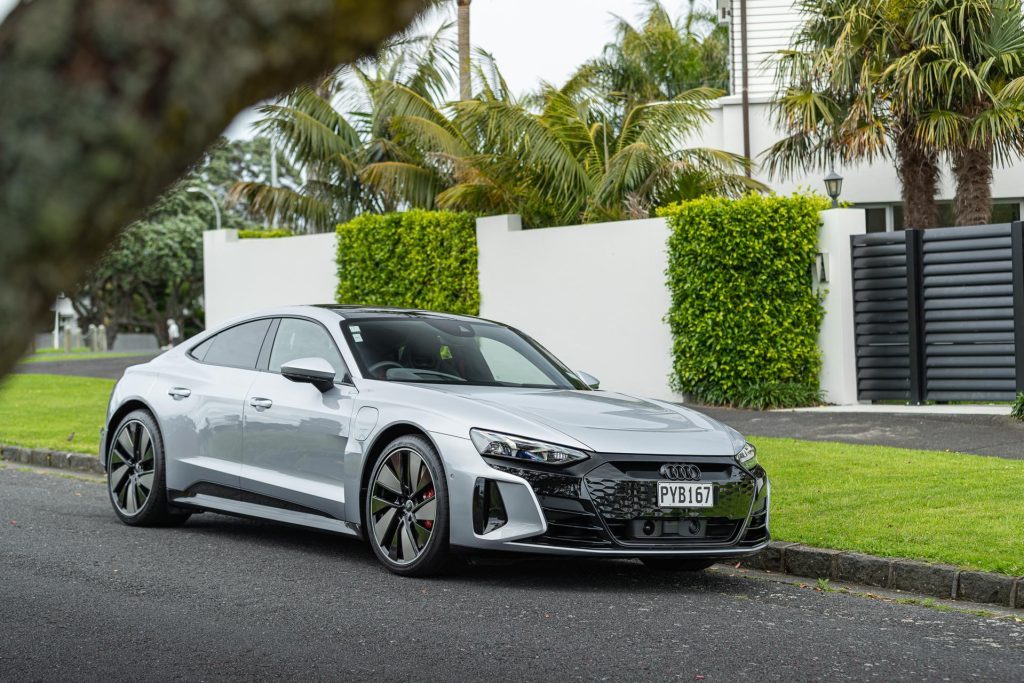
[851,221,1024,403]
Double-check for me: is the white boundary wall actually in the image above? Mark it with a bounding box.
[202,211,867,404]
[476,215,679,402]
[203,230,338,328]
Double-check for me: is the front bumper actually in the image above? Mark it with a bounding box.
[435,432,769,558]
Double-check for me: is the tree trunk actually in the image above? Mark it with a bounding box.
[0,0,430,380]
[952,145,994,227]
[457,0,472,100]
[895,133,940,230]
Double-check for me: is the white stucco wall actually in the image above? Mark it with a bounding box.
[476,214,679,402]
[816,209,867,405]
[202,230,338,329]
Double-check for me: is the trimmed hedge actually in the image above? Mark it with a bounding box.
[658,194,830,409]
[335,210,479,315]
[237,228,294,239]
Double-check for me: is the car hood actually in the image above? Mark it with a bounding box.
[421,385,743,456]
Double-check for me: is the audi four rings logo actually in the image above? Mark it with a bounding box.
[659,464,702,481]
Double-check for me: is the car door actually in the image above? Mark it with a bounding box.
[161,317,273,496]
[241,316,356,520]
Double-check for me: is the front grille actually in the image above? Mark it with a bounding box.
[491,456,764,550]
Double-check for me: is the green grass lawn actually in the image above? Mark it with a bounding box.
[753,437,1024,576]
[20,350,152,364]
[0,373,1020,575]
[0,374,113,453]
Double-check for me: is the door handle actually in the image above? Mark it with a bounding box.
[168,387,191,399]
[249,397,273,410]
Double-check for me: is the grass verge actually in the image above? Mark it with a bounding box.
[753,436,1024,576]
[20,350,152,364]
[0,374,113,453]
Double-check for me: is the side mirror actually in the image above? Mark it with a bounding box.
[577,370,600,390]
[281,357,336,392]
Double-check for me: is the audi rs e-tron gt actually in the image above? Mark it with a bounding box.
[102,306,770,575]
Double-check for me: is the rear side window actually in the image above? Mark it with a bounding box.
[196,319,272,370]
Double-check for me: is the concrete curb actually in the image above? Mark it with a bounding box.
[2,444,1020,610]
[1,444,104,475]
[741,541,1024,610]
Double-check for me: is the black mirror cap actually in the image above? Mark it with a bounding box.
[280,358,336,392]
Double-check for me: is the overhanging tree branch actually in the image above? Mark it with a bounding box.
[0,0,432,377]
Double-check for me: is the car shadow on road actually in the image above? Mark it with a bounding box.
[174,512,756,595]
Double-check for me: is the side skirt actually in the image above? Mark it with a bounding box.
[170,491,363,539]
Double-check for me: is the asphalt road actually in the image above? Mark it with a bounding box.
[1,466,1022,681]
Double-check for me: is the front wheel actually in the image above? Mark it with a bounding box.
[641,557,717,572]
[365,435,450,576]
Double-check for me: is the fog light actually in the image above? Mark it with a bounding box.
[472,478,508,535]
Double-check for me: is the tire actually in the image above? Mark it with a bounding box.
[364,434,450,577]
[106,409,191,527]
[641,557,717,572]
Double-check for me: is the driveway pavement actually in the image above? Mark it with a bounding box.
[14,353,159,380]
[1,465,1022,681]
[696,406,1024,460]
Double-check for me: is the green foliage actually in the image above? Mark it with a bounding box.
[247,15,754,231]
[1012,393,1024,420]
[237,229,294,239]
[660,193,830,408]
[335,210,479,314]
[568,0,730,111]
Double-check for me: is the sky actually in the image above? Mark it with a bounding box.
[0,0,711,138]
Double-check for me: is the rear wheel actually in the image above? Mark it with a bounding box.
[365,435,449,576]
[107,410,190,527]
[641,557,717,572]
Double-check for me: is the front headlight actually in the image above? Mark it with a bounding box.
[736,442,757,466]
[470,429,589,466]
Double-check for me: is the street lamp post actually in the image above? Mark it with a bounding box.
[186,186,222,231]
[824,170,843,209]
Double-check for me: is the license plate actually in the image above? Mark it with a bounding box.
[657,482,714,508]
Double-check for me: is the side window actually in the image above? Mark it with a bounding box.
[201,319,272,370]
[189,336,214,361]
[269,318,347,378]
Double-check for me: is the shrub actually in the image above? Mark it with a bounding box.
[1012,393,1024,421]
[658,193,830,409]
[237,228,294,239]
[335,210,479,315]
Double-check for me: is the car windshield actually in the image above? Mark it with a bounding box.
[341,317,588,389]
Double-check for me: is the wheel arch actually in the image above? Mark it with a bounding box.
[358,422,442,528]
[102,399,157,470]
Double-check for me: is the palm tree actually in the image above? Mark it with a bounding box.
[457,0,471,100]
[381,83,762,227]
[885,0,1024,226]
[230,22,458,232]
[765,0,944,229]
[566,0,730,116]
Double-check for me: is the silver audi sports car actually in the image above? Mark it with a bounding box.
[101,305,770,575]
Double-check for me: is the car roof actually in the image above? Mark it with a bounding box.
[312,304,489,324]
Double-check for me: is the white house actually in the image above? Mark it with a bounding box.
[709,0,1024,232]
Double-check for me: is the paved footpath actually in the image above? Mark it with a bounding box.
[697,406,1024,460]
[1,465,1022,681]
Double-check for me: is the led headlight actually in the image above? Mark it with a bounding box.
[736,442,757,466]
[470,429,589,466]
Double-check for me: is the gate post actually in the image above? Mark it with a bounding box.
[1011,221,1024,395]
[905,229,926,405]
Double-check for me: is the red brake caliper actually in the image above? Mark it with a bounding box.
[422,488,435,529]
